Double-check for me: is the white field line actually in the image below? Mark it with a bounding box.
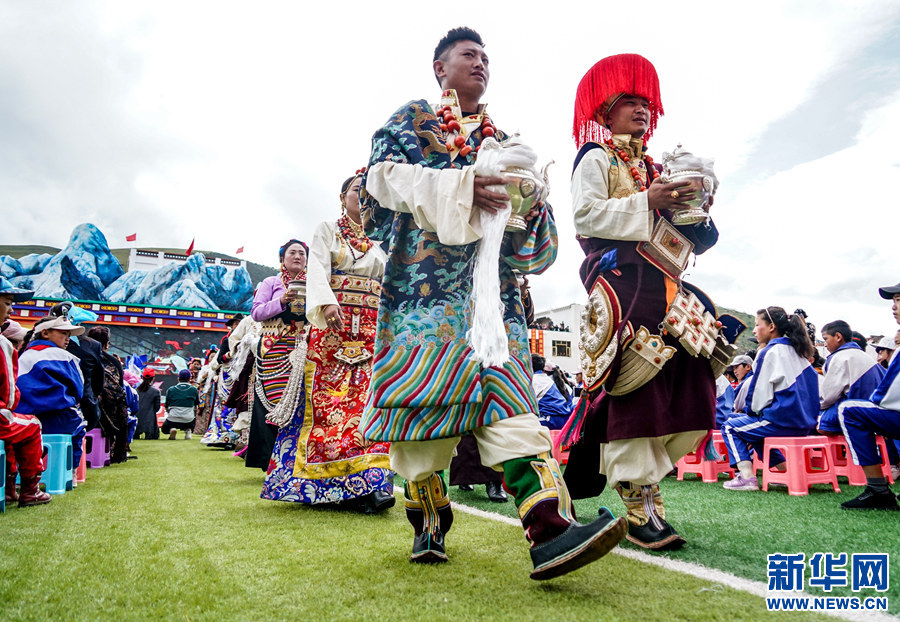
[394,487,898,622]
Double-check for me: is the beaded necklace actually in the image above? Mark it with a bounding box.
[435,104,496,157]
[604,138,658,191]
[337,214,370,256]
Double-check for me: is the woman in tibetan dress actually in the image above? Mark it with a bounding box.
[261,172,393,511]
[245,240,308,470]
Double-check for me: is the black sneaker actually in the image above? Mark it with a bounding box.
[529,508,627,580]
[625,517,686,551]
[410,530,448,563]
[841,487,900,511]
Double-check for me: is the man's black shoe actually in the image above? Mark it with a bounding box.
[458,484,474,492]
[485,480,507,503]
[362,490,396,514]
[529,508,627,580]
[841,486,900,511]
[625,516,686,551]
[410,530,448,563]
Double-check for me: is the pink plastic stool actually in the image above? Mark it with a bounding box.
[549,430,569,465]
[761,436,840,496]
[677,431,735,483]
[827,435,894,486]
[75,437,87,484]
[84,428,110,469]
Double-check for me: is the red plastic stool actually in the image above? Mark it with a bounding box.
[827,435,894,486]
[549,430,569,465]
[676,432,735,483]
[761,436,840,496]
[75,437,87,484]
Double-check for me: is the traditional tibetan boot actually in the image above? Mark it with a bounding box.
[615,481,685,550]
[405,473,453,563]
[504,453,627,580]
[18,475,51,507]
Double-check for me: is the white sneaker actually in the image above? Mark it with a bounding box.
[185,430,192,440]
[723,474,759,491]
[891,465,900,482]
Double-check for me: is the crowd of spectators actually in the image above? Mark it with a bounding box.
[0,277,202,508]
[714,282,900,510]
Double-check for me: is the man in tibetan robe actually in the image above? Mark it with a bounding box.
[360,27,626,579]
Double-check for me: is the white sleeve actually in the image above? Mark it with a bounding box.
[819,356,850,409]
[365,161,482,245]
[750,351,780,414]
[571,149,653,241]
[306,221,340,331]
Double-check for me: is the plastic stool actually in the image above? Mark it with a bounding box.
[549,430,569,465]
[84,428,110,469]
[40,434,74,495]
[761,436,840,496]
[677,431,735,482]
[827,435,894,486]
[0,440,6,513]
[75,437,87,485]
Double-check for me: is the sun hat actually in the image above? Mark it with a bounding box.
[0,276,34,302]
[33,315,85,337]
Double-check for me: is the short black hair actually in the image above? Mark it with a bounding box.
[433,27,484,62]
[86,325,110,347]
[821,320,851,343]
[531,353,545,373]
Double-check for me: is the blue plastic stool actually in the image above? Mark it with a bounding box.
[0,439,6,513]
[40,434,73,495]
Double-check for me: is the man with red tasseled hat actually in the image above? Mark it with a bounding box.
[563,54,737,551]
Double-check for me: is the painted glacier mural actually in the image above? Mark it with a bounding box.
[1,223,253,311]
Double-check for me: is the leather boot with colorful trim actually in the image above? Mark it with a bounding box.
[504,453,627,580]
[404,473,453,563]
[615,481,684,550]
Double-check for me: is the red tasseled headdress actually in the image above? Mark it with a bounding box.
[572,54,663,148]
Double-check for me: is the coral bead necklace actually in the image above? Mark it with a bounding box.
[604,138,658,190]
[435,104,496,158]
[337,214,370,255]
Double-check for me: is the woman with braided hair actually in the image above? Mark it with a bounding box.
[721,306,820,491]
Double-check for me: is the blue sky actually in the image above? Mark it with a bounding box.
[1,1,898,337]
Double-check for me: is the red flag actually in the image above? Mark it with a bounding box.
[186,238,195,255]
[235,246,244,254]
[126,233,137,242]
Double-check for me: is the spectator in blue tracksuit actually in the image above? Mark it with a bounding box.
[837,281,900,510]
[730,354,754,414]
[531,354,574,430]
[721,306,820,491]
[16,315,86,466]
[714,375,736,429]
[817,320,884,435]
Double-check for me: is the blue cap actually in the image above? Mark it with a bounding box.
[0,276,34,302]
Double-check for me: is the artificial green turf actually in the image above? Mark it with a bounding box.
[0,440,836,621]
[450,471,900,616]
